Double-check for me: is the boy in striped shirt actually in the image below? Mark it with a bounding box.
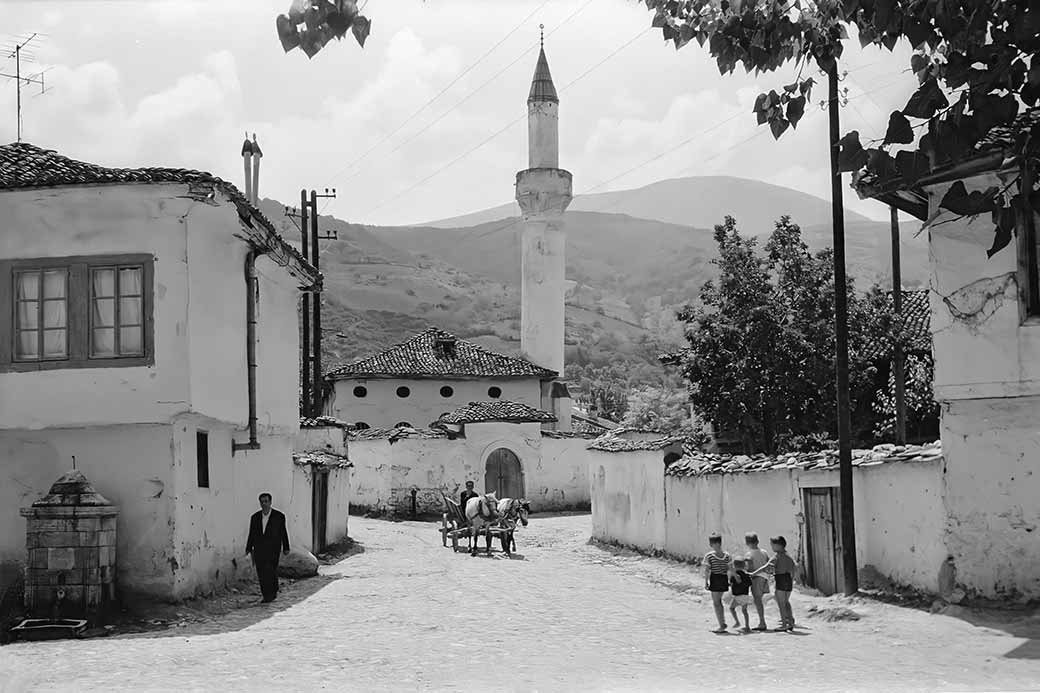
[703,533,733,633]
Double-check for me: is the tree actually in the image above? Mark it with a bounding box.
[670,215,883,453]
[873,352,940,439]
[643,0,1040,255]
[276,0,371,58]
[621,383,709,441]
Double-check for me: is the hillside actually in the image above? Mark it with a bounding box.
[422,175,874,232]
[258,176,930,405]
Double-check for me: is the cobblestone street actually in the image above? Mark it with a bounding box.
[2,514,1039,692]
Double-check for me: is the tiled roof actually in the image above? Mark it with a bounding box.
[346,427,450,442]
[587,432,688,453]
[325,327,557,381]
[0,142,319,288]
[436,400,558,425]
[976,107,1040,151]
[541,429,599,439]
[862,290,932,361]
[666,441,941,478]
[299,416,353,429]
[292,451,352,469]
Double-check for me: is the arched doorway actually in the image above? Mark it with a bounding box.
[485,448,524,499]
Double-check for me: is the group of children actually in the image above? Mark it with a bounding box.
[702,532,797,634]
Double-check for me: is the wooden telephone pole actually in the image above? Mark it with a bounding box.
[826,63,858,597]
[891,206,907,444]
[288,190,338,418]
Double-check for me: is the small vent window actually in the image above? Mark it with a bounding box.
[488,386,502,399]
[396,386,411,398]
[440,385,454,398]
[353,385,368,398]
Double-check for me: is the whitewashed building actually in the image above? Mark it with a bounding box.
[0,141,321,602]
[854,108,1040,600]
[323,326,561,430]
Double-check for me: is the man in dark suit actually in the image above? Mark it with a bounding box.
[245,492,290,603]
[460,480,479,509]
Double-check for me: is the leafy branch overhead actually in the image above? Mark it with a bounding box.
[644,0,1040,256]
[277,0,371,59]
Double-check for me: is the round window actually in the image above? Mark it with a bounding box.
[353,385,368,398]
[487,386,502,399]
[396,386,411,398]
[440,385,454,398]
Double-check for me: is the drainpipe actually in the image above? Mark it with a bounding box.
[234,247,266,454]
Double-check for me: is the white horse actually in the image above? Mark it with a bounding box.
[495,498,531,556]
[464,492,499,556]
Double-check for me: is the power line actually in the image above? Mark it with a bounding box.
[319,0,554,196]
[458,65,907,245]
[357,25,654,221]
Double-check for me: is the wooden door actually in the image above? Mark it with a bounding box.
[485,448,523,499]
[803,487,843,596]
[311,469,329,553]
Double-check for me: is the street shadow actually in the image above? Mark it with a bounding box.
[110,574,344,640]
[859,592,1040,660]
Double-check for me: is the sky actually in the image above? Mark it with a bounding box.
[2,0,917,227]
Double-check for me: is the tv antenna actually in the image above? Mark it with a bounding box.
[0,33,51,142]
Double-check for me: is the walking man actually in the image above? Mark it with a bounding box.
[245,492,290,603]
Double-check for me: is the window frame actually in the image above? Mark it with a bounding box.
[196,430,210,489]
[12,267,70,363]
[0,254,155,373]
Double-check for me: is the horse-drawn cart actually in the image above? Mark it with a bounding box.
[440,492,512,554]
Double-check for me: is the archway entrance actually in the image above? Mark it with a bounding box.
[485,448,524,499]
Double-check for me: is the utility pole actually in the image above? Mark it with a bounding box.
[827,62,858,596]
[1,34,49,142]
[299,192,311,417]
[309,189,337,418]
[891,206,907,445]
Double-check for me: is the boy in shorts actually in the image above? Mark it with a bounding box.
[703,533,732,633]
[728,558,753,632]
[744,532,771,631]
[750,535,797,631]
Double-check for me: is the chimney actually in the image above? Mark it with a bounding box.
[240,132,253,203]
[251,133,263,205]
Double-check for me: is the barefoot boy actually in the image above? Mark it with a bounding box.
[744,532,771,631]
[728,558,753,632]
[703,533,732,633]
[749,535,797,631]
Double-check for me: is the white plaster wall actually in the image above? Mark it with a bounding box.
[0,425,176,599]
[329,378,543,430]
[0,185,191,428]
[664,470,801,564]
[295,426,347,456]
[185,198,302,432]
[346,439,393,514]
[289,463,351,550]
[661,462,945,593]
[589,451,666,550]
[344,429,591,516]
[533,437,592,510]
[926,174,1040,400]
[941,397,1040,599]
[167,417,304,599]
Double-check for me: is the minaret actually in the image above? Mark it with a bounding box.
[517,27,572,430]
